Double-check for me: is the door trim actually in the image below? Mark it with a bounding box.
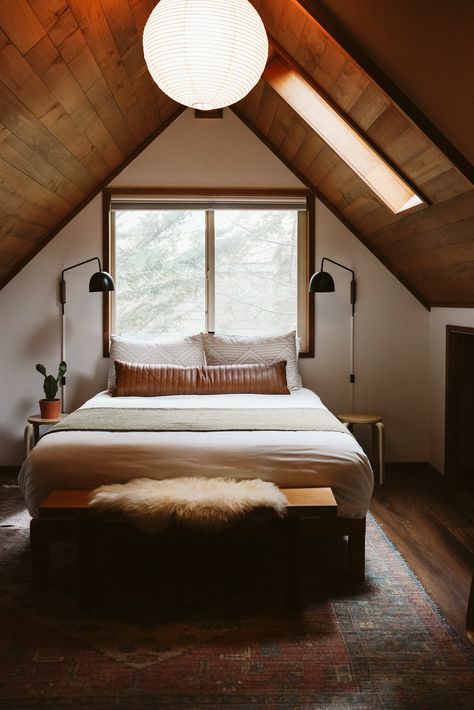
[445,325,474,480]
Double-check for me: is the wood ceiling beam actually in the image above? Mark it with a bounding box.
[296,0,473,185]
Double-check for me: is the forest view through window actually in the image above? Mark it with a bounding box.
[109,193,312,352]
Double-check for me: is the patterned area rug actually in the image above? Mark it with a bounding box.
[0,482,473,709]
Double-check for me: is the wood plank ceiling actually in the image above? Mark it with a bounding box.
[237,0,474,307]
[0,0,472,306]
[0,0,183,287]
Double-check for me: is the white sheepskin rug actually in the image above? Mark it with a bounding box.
[89,477,287,534]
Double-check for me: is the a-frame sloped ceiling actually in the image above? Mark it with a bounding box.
[0,0,183,286]
[0,0,472,307]
[317,0,474,166]
[237,0,474,307]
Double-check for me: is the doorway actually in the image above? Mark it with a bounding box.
[445,325,474,483]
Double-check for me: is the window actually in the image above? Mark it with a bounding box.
[114,209,206,337]
[103,189,314,356]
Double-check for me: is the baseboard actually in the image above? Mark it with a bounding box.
[386,462,442,476]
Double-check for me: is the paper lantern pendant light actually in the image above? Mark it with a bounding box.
[143,0,268,110]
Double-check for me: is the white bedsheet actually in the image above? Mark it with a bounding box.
[19,388,373,518]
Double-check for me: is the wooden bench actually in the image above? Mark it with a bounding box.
[31,487,365,608]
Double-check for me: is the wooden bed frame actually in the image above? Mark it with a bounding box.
[30,487,366,609]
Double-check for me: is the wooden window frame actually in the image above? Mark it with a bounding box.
[102,187,315,358]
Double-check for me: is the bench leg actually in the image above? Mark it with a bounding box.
[281,516,302,610]
[30,519,50,587]
[77,519,101,611]
[348,519,366,581]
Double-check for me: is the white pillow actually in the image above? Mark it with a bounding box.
[108,334,205,390]
[203,331,302,390]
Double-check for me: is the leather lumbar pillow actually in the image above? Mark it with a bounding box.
[113,360,290,396]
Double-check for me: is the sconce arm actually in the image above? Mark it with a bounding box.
[60,257,103,308]
[320,257,356,312]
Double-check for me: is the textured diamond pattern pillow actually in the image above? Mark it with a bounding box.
[108,334,205,390]
[203,331,302,390]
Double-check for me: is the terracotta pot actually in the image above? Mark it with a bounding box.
[39,399,61,420]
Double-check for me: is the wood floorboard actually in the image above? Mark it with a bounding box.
[371,464,474,639]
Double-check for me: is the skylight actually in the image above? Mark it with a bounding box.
[265,57,424,214]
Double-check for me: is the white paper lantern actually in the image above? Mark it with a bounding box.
[143,0,268,110]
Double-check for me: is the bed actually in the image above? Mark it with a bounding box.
[19,387,373,519]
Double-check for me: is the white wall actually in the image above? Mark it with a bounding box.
[110,109,302,188]
[300,201,429,462]
[0,197,107,463]
[429,308,474,473]
[0,108,429,465]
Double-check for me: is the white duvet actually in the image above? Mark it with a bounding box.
[19,388,373,518]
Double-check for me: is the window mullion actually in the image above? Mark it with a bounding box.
[205,209,215,333]
[297,210,309,352]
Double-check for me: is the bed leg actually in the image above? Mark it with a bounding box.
[282,516,302,610]
[30,519,49,587]
[348,518,366,581]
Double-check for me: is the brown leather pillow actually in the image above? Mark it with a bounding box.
[198,361,289,395]
[113,360,290,396]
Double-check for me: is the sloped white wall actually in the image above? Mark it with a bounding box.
[0,198,106,463]
[429,307,474,473]
[0,109,429,465]
[300,201,429,463]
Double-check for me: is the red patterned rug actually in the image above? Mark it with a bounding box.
[0,483,473,709]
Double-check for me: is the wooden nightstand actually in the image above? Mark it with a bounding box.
[337,412,385,485]
[24,413,66,456]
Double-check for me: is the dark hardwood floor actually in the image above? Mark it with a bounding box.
[371,463,474,639]
[2,463,473,639]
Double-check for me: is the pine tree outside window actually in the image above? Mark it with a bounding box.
[103,189,314,356]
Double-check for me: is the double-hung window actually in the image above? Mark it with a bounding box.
[103,189,314,355]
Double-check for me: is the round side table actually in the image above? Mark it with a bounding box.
[337,413,385,485]
[24,413,66,457]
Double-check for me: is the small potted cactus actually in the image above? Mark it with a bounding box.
[36,361,67,419]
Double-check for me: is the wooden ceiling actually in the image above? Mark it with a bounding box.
[0,0,183,287]
[317,0,474,166]
[0,0,472,307]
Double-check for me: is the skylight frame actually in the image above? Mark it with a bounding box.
[265,55,424,215]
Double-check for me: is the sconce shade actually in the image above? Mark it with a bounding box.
[142,0,268,110]
[89,270,115,293]
[309,271,335,293]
